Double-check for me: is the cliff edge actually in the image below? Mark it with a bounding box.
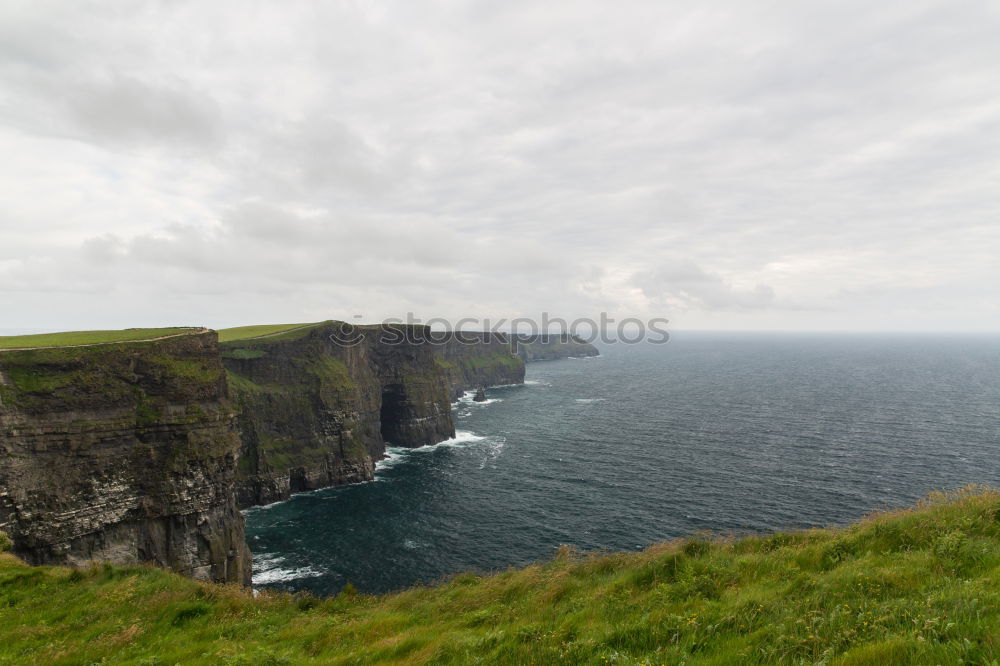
[433,331,525,400]
[221,322,458,507]
[0,320,572,580]
[0,330,250,585]
[514,333,600,361]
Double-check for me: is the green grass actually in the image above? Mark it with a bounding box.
[434,357,457,368]
[4,487,1000,664]
[218,323,322,343]
[0,322,330,348]
[304,356,356,391]
[465,352,522,371]
[222,348,268,360]
[0,328,197,349]
[146,353,222,383]
[0,340,224,412]
[224,370,265,395]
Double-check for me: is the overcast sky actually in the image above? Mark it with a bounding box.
[1,1,998,334]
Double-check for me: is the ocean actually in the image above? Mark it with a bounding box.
[244,332,1000,597]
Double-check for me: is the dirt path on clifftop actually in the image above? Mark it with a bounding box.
[0,328,212,353]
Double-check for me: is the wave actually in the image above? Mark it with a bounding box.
[453,429,487,443]
[575,398,605,403]
[478,435,508,469]
[253,564,325,585]
[377,431,489,469]
[375,429,500,479]
[241,499,289,515]
[375,448,407,472]
[252,552,285,570]
[412,430,487,451]
[251,552,325,585]
[455,390,503,406]
[403,538,428,550]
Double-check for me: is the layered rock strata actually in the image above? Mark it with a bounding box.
[0,331,250,584]
[222,323,462,507]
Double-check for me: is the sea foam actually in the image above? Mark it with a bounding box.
[456,390,503,406]
[253,565,325,585]
[252,553,325,585]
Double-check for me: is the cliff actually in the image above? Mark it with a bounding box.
[0,330,250,585]
[514,333,600,361]
[221,322,457,507]
[432,332,525,400]
[0,320,535,581]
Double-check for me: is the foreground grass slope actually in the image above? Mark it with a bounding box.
[0,328,197,349]
[2,488,1000,665]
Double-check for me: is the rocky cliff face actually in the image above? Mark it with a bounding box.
[222,323,457,508]
[0,331,250,585]
[0,321,537,583]
[514,334,600,361]
[432,332,525,400]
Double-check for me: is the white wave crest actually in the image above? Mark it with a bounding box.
[456,390,503,406]
[374,447,412,479]
[451,429,487,444]
[241,498,288,515]
[478,435,508,469]
[252,552,325,585]
[253,553,323,585]
[252,553,285,571]
[466,397,503,406]
[410,430,487,452]
[253,565,325,585]
[376,449,407,471]
[377,432,489,471]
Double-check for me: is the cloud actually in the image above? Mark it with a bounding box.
[65,74,223,147]
[632,261,776,311]
[0,0,998,331]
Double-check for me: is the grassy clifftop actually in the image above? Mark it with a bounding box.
[218,323,324,343]
[0,330,225,412]
[0,327,199,349]
[3,487,1000,664]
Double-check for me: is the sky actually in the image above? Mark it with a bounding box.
[1,0,998,334]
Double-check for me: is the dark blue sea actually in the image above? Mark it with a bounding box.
[245,332,1000,596]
